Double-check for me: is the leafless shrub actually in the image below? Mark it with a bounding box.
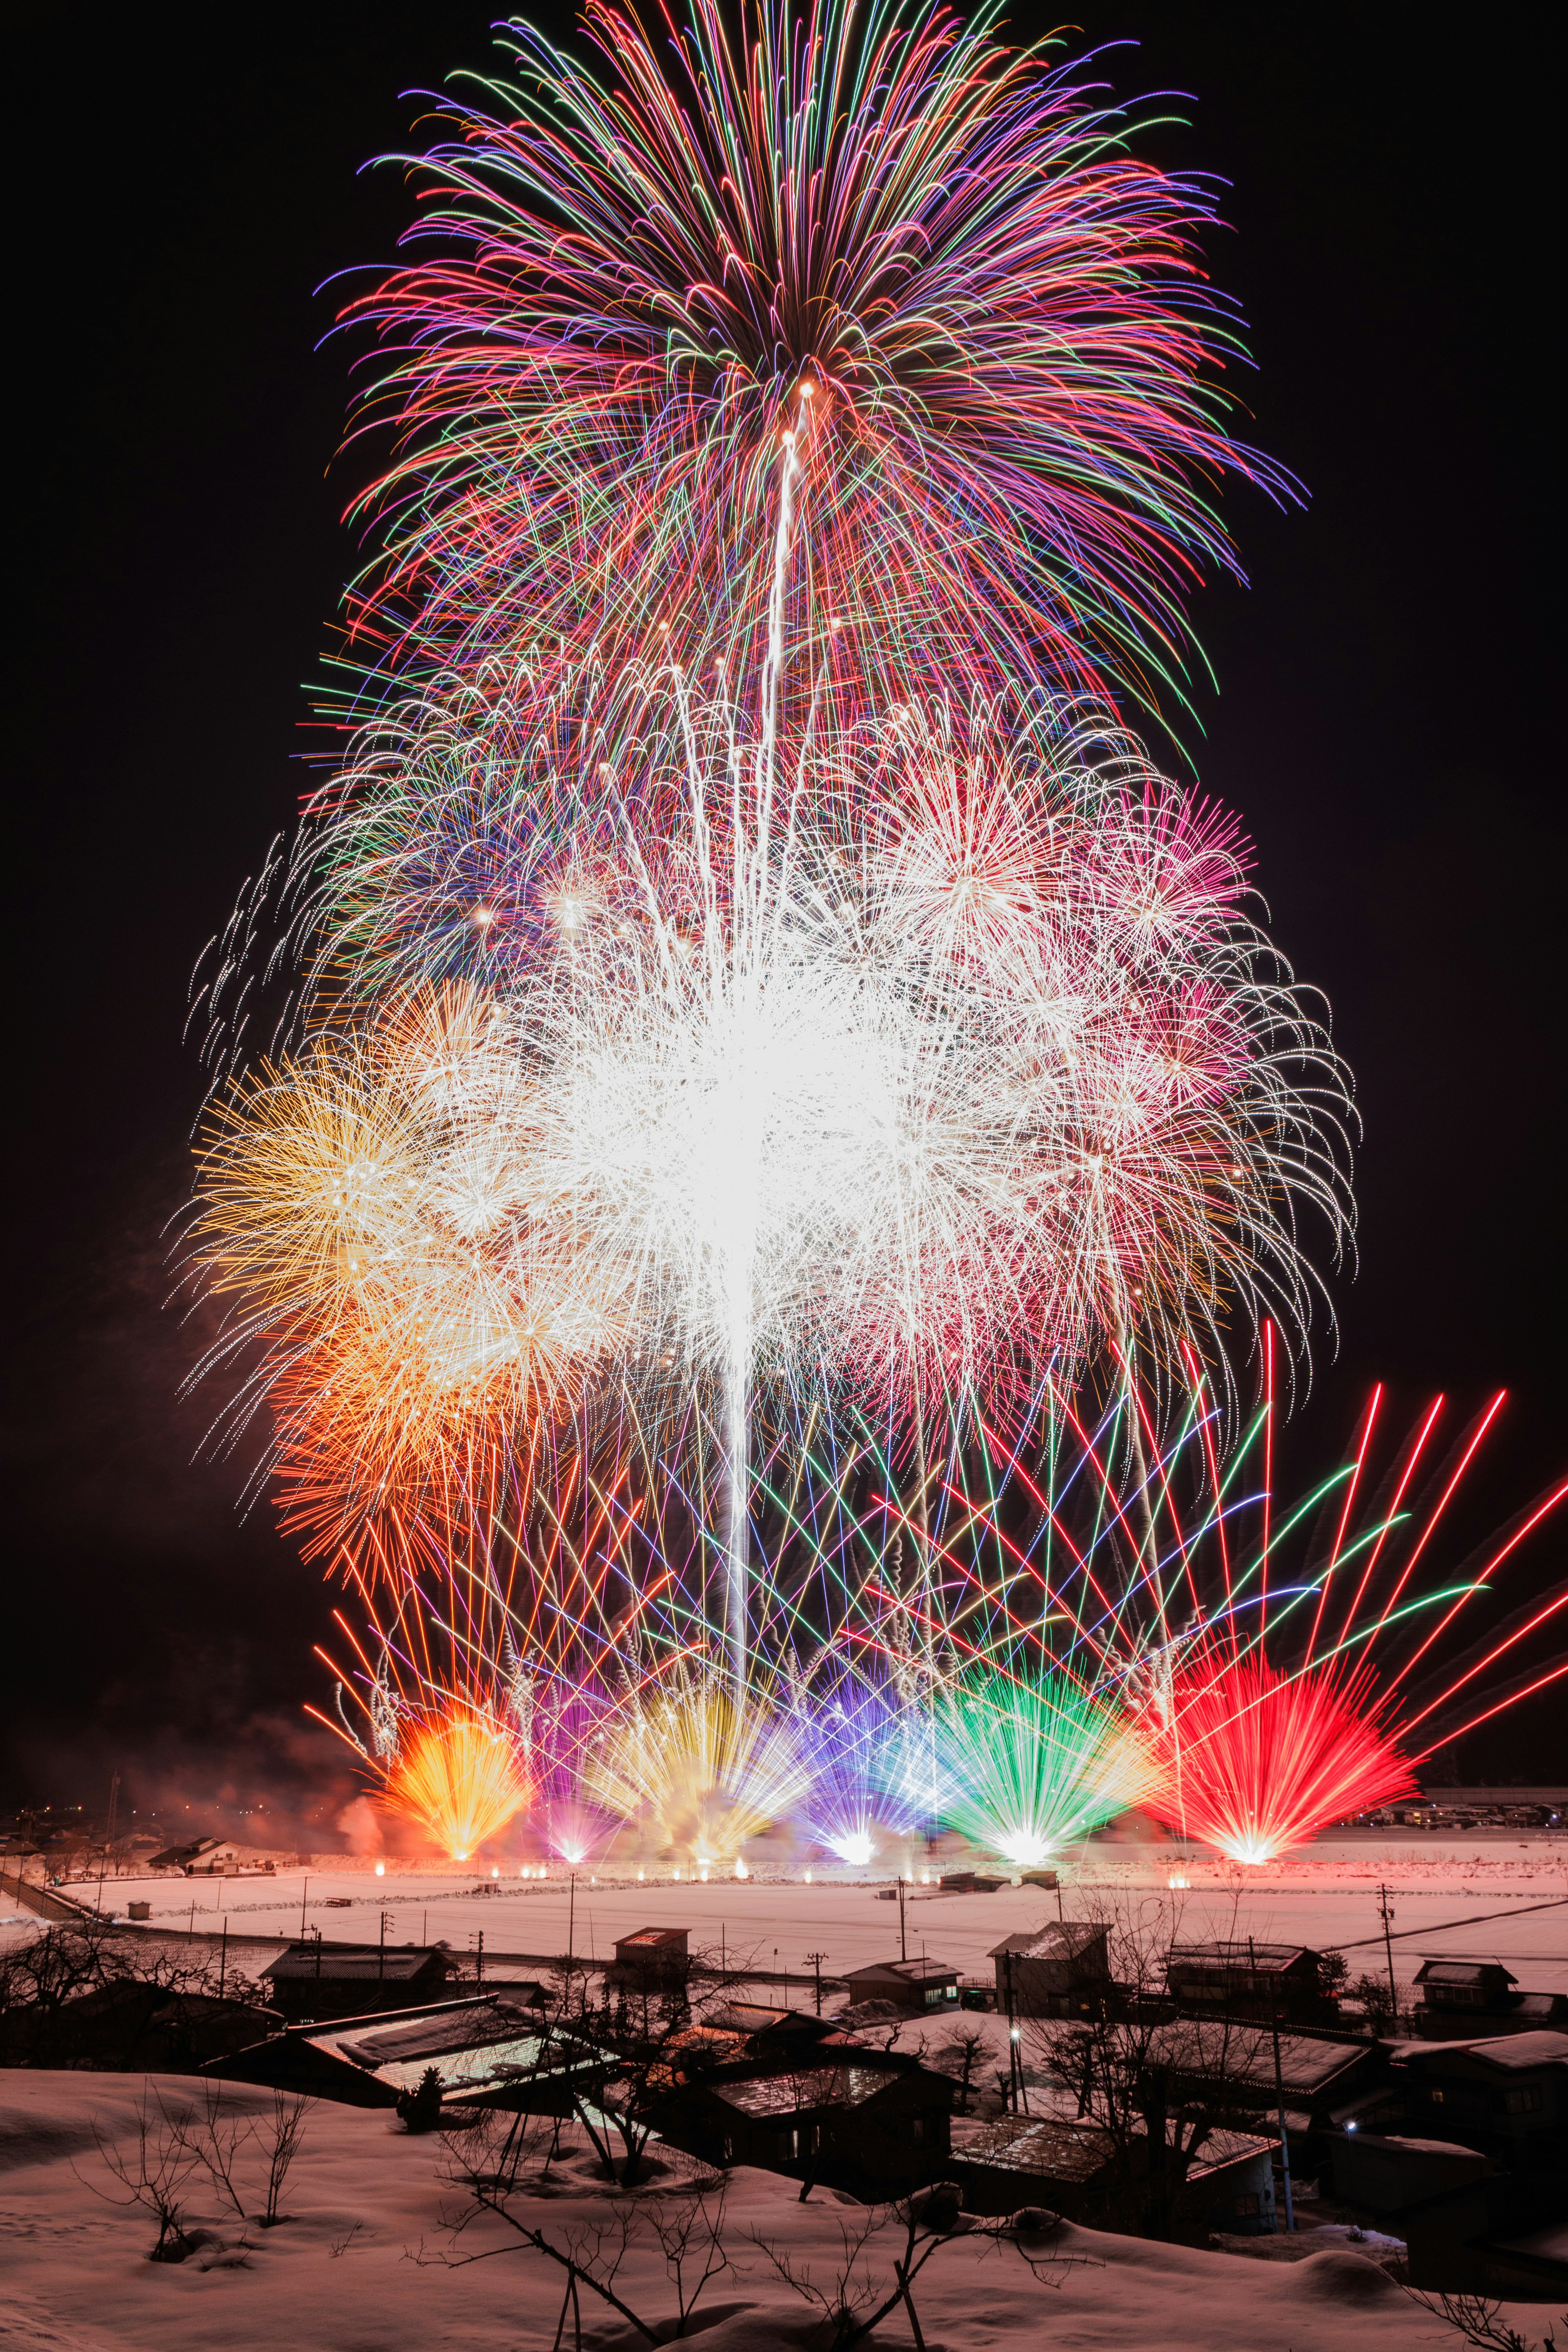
[78,2090,202,2261]
[1406,2293,1562,2351]
[256,2091,314,2225]
[169,2077,254,2225]
[751,2182,1081,2351]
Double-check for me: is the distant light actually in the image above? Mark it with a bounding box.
[735,1857,749,1880]
[804,1870,812,1884]
[374,1862,385,1878]
[491,1867,499,1879]
[1346,2121,1358,2132]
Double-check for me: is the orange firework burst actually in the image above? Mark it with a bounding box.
[1144,1644,1417,1865]
[189,979,628,1572]
[379,1700,532,1860]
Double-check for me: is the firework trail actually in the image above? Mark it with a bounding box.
[336,0,1294,723]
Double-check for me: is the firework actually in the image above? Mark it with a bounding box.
[196,679,1350,1702]
[1141,1646,1415,1864]
[378,1698,532,1860]
[932,1661,1155,1866]
[339,0,1292,722]
[580,1657,810,1869]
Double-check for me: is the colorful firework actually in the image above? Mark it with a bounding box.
[338,0,1293,722]
[931,1662,1155,1866]
[378,1699,532,1860]
[1141,1646,1415,1864]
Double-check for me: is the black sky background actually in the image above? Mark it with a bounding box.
[7,0,1563,1827]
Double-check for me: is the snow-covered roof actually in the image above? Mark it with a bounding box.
[1396,2029,1568,2072]
[988,1923,1104,1962]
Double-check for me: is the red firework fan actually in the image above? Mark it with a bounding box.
[1145,1644,1417,1865]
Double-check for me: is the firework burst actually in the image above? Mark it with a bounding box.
[339,0,1293,717]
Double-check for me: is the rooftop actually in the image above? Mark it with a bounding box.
[1394,2030,1568,2073]
[988,1923,1104,1963]
[843,1958,957,1984]
[264,1945,446,1984]
[714,2062,902,2120]
[1144,2022,1367,2095]
[1166,1942,1314,1974]
[951,2116,1115,2183]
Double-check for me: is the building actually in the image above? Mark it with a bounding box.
[1411,1960,1568,2039]
[261,1941,458,2025]
[144,1835,279,1877]
[608,1927,690,1989]
[938,1872,1007,1894]
[839,1957,961,2013]
[706,2000,845,2052]
[948,2114,1277,2234]
[0,1981,279,2073]
[989,1923,1110,2019]
[1163,1942,1332,2025]
[658,2047,956,2190]
[1389,2029,1568,2167]
[208,1994,603,2116]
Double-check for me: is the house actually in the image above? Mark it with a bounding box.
[989,1923,1110,2018]
[705,2000,845,2052]
[657,2048,956,2191]
[608,1927,690,1988]
[1411,1960,1568,2039]
[0,1981,279,2073]
[938,1871,1007,1894]
[144,1835,279,1877]
[1389,2029,1568,2166]
[1163,1942,1331,2025]
[207,1995,603,2116]
[839,1957,961,2013]
[261,1941,458,2025]
[948,2113,1278,2234]
[1332,2131,1493,2214]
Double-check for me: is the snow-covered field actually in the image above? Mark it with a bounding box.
[36,1836,1568,1998]
[0,2068,1544,2350]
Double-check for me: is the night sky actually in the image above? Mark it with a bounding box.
[9,1,1563,1827]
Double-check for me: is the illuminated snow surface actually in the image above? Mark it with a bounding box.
[0,2068,1541,2352]
[42,1835,1568,1999]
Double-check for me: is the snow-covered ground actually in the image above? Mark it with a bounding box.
[35,1836,1568,1999]
[1,2068,1548,2350]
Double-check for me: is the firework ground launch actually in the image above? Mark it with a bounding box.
[180,0,1563,1870]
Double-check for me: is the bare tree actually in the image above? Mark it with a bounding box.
[256,2091,314,2226]
[79,2091,203,2262]
[1406,2294,1563,2352]
[169,2078,254,2227]
[1026,1893,1275,2239]
[644,2177,731,2336]
[935,2023,989,2114]
[751,2182,1078,2351]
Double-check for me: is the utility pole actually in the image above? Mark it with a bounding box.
[379,1908,390,1982]
[806,1951,827,2017]
[475,1929,485,1988]
[300,1876,309,1939]
[898,1874,907,1962]
[219,1918,228,2000]
[1378,1885,1398,2020]
[1253,1937,1294,2231]
[96,1770,120,1912]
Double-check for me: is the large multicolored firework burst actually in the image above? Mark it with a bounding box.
[186,0,1563,1866]
[337,0,1294,722]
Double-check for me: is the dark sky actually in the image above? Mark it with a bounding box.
[8,0,1563,1822]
